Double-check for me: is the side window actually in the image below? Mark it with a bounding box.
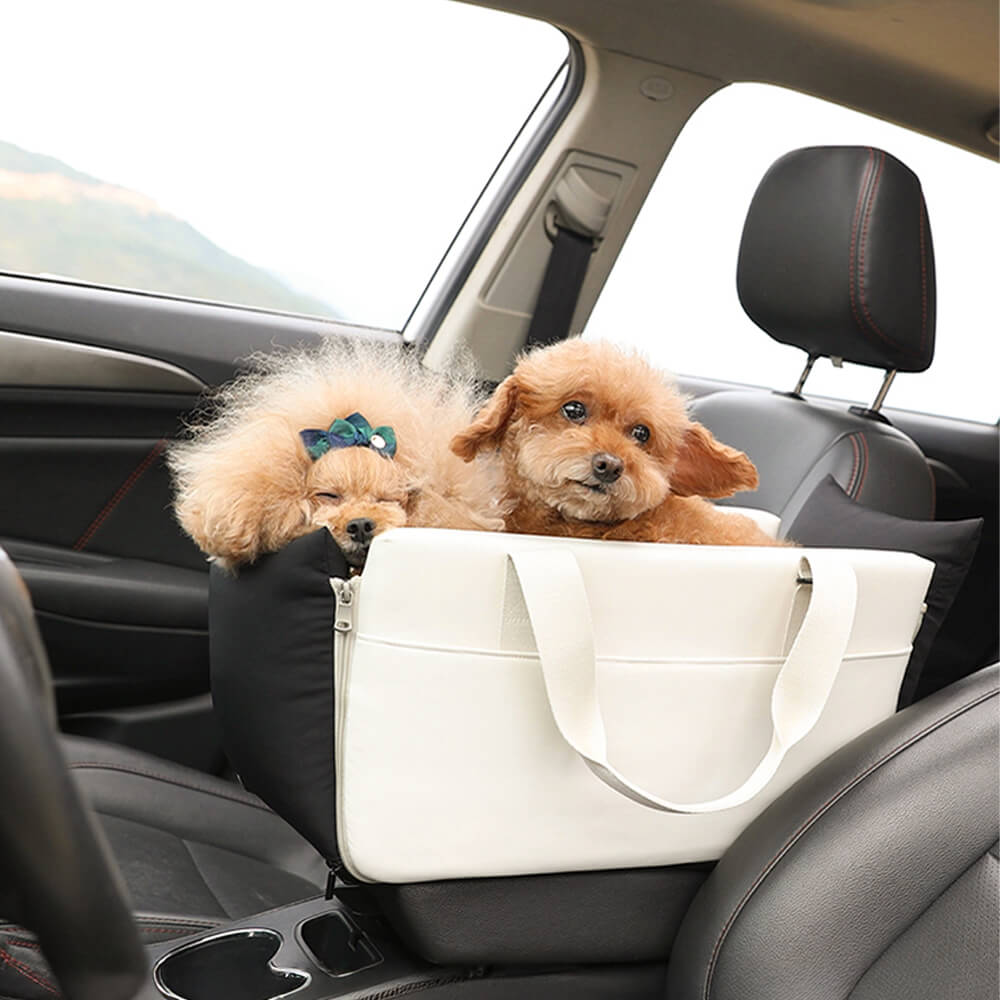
[586,83,999,424]
[0,1,567,330]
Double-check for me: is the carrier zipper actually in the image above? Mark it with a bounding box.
[331,575,363,883]
[332,576,357,636]
[331,575,361,702]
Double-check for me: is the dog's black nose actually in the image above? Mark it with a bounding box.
[346,518,376,544]
[592,452,623,484]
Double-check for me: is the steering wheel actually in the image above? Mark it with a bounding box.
[0,548,146,1000]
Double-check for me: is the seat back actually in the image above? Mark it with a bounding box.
[667,663,999,1000]
[692,146,936,528]
[694,391,934,525]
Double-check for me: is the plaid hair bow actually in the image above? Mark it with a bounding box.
[300,412,397,460]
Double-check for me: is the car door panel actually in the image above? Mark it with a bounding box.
[0,388,214,762]
[0,274,393,384]
[0,430,199,564]
[0,277,393,767]
[2,537,207,703]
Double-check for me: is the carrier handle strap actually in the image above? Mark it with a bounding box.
[508,549,858,814]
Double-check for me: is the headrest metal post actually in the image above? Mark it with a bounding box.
[870,369,897,412]
[792,353,819,396]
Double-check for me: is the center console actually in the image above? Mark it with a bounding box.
[135,879,676,1000]
[139,893,463,1000]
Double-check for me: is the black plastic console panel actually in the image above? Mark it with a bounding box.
[142,897,421,1000]
[135,896,668,1000]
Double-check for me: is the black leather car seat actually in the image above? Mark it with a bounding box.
[61,736,328,932]
[0,743,330,996]
[691,146,937,528]
[667,661,999,1000]
[0,548,327,999]
[0,736,328,997]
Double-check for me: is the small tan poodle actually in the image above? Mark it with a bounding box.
[169,339,505,571]
[451,339,780,546]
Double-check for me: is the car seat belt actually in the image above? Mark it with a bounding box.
[524,225,596,348]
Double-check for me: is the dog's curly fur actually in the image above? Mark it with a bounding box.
[169,339,505,570]
[451,339,780,546]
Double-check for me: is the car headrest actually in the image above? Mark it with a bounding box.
[737,146,936,373]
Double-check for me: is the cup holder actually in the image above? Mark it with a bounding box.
[154,929,309,1000]
[298,912,382,977]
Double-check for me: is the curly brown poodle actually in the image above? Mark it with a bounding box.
[451,339,780,546]
[169,339,505,571]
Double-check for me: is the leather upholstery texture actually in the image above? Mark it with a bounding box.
[737,146,935,372]
[666,663,999,1000]
[0,732,329,998]
[693,146,937,527]
[691,391,935,525]
[63,736,328,923]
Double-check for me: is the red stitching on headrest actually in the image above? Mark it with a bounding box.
[848,148,875,339]
[856,151,924,363]
[918,199,929,354]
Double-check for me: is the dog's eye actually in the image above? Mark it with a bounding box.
[561,401,587,423]
[630,424,651,444]
[316,492,341,501]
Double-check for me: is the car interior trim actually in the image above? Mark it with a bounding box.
[152,927,312,1000]
[0,328,207,392]
[421,46,725,381]
[0,274,399,387]
[473,0,998,157]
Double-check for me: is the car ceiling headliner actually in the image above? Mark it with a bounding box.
[470,0,999,157]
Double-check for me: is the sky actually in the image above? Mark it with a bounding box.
[2,0,997,422]
[1,1,567,324]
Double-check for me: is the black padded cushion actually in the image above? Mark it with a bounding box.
[788,476,983,707]
[210,529,347,863]
[738,146,935,372]
[369,865,709,967]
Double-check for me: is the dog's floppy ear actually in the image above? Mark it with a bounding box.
[450,376,519,461]
[670,422,759,498]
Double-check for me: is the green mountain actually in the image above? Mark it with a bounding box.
[0,140,341,319]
